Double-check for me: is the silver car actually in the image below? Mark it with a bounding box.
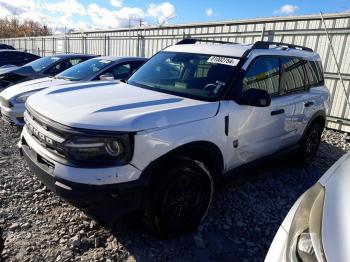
[266,152,350,262]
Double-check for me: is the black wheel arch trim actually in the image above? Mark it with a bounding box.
[301,110,326,141]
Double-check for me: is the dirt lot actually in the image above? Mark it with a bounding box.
[0,122,349,262]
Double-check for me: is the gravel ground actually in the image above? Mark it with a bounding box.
[0,122,349,262]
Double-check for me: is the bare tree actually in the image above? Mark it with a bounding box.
[0,17,52,38]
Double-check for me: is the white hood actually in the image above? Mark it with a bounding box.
[1,77,69,100]
[319,152,350,262]
[27,81,219,132]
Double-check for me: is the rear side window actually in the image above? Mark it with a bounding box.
[280,57,307,94]
[307,60,324,87]
[242,57,280,96]
[281,57,324,93]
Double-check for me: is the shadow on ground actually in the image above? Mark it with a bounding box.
[87,140,347,262]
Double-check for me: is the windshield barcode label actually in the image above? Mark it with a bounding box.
[207,56,239,67]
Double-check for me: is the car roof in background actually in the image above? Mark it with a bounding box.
[0,50,33,53]
[46,53,97,58]
[92,56,148,62]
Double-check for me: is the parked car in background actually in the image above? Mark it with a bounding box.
[0,44,15,50]
[19,39,329,238]
[266,152,350,262]
[0,50,39,68]
[0,56,147,125]
[0,54,97,91]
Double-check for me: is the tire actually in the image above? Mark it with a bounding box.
[298,123,323,166]
[144,157,214,239]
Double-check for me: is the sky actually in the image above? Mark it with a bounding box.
[0,0,349,33]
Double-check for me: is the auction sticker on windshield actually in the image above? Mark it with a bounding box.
[207,56,239,67]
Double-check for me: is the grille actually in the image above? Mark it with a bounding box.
[24,110,67,158]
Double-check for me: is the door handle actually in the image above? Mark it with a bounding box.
[304,101,314,107]
[271,109,285,116]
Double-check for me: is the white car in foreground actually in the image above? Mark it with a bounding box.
[20,39,329,238]
[266,152,350,262]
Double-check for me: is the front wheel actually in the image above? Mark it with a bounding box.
[298,123,323,165]
[144,158,214,239]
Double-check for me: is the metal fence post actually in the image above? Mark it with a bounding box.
[107,36,110,56]
[84,36,87,54]
[136,34,139,57]
[42,38,45,56]
[104,35,107,56]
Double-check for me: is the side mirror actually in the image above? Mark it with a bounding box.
[240,88,271,107]
[99,74,115,81]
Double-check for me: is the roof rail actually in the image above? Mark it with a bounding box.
[252,41,313,52]
[176,38,238,45]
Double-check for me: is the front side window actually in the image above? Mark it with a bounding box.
[55,58,112,81]
[26,56,61,72]
[102,63,132,80]
[128,52,238,101]
[242,57,280,96]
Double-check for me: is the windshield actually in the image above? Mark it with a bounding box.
[55,58,112,81]
[128,51,239,101]
[25,56,61,72]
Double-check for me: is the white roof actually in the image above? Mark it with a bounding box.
[164,43,251,58]
[163,43,320,60]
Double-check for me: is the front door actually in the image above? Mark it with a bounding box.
[225,56,295,170]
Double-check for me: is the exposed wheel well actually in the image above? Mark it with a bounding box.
[141,141,225,181]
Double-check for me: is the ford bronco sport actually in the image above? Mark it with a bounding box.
[19,39,329,238]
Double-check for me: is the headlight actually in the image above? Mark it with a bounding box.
[286,183,326,262]
[63,134,133,166]
[15,91,38,103]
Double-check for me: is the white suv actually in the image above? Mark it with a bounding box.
[19,39,330,238]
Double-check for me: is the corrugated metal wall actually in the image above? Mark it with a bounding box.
[1,12,350,132]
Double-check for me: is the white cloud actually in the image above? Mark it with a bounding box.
[147,2,176,25]
[87,3,144,29]
[0,0,37,16]
[43,0,86,16]
[206,8,213,17]
[273,4,299,15]
[0,1,177,32]
[110,0,123,8]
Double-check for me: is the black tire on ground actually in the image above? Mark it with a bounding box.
[298,123,323,166]
[144,157,214,239]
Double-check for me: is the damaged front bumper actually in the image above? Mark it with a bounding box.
[19,127,147,221]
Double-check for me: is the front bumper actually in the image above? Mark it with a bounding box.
[20,127,147,221]
[0,103,25,125]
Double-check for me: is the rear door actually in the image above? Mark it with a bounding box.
[279,57,317,145]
